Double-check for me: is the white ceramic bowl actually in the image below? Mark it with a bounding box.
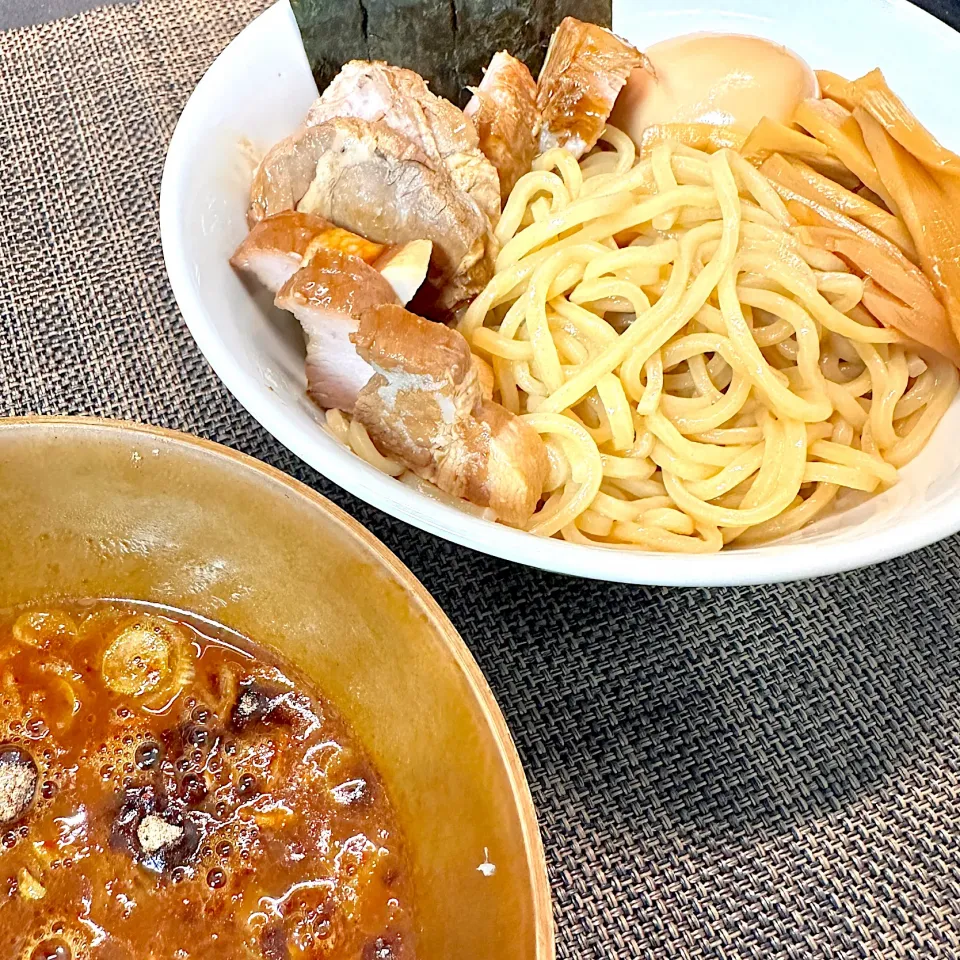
[160,0,960,586]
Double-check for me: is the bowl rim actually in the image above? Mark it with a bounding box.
[159,0,960,586]
[0,414,555,959]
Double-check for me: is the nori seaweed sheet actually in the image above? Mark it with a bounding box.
[290,0,613,107]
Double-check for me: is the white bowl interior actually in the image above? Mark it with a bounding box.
[160,0,960,586]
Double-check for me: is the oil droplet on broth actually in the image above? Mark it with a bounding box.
[134,743,162,771]
[31,940,71,960]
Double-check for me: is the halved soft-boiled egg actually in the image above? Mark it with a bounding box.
[610,32,819,140]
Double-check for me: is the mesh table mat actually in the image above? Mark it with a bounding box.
[3,2,960,957]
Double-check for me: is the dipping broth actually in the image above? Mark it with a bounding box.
[0,602,415,960]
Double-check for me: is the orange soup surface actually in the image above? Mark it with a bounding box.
[0,602,415,960]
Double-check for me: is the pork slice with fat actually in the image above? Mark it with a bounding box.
[305,60,501,230]
[248,116,435,224]
[536,17,647,158]
[464,51,538,199]
[292,117,494,310]
[438,398,549,526]
[230,210,386,294]
[352,304,548,524]
[275,248,397,412]
[231,210,431,305]
[352,303,480,470]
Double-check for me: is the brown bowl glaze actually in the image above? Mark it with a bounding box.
[0,417,553,960]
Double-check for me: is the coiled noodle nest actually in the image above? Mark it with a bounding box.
[101,616,195,706]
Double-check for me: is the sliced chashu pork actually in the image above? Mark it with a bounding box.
[305,60,501,230]
[536,17,647,158]
[464,51,539,199]
[275,248,398,412]
[274,254,546,521]
[249,117,431,225]
[353,304,548,524]
[297,118,494,312]
[231,210,432,304]
[274,244,491,410]
[249,117,491,311]
[231,210,384,293]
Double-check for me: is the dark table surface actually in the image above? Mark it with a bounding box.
[3,2,960,959]
[0,0,131,30]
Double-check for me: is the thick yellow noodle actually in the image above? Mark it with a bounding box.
[328,128,958,552]
[462,130,957,551]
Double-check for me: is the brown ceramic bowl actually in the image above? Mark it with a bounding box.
[0,417,553,960]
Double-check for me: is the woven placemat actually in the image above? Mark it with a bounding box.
[3,2,960,957]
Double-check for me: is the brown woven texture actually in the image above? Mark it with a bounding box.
[3,2,960,957]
